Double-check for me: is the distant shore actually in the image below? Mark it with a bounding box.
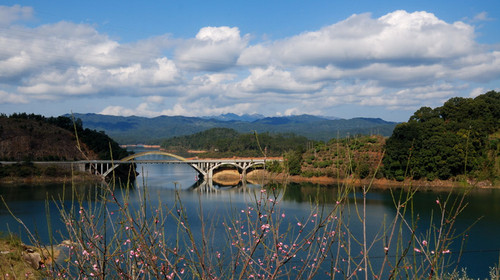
[0,173,102,185]
[244,170,499,190]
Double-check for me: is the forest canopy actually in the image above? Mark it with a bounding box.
[161,128,310,158]
[383,91,500,182]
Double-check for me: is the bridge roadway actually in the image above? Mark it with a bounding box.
[4,157,273,181]
[80,158,269,180]
[2,149,281,184]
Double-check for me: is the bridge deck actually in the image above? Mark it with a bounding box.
[78,159,270,164]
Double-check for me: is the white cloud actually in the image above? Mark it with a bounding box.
[243,10,476,67]
[237,44,274,66]
[0,5,33,26]
[469,87,485,98]
[175,26,248,71]
[0,90,28,104]
[472,12,493,22]
[0,5,499,119]
[100,103,159,117]
[452,51,500,82]
[146,95,165,103]
[239,66,323,93]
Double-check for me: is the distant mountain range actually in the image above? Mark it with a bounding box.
[201,113,266,122]
[68,113,398,144]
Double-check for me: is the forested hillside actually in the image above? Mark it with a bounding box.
[0,113,130,161]
[383,91,500,182]
[162,128,310,157]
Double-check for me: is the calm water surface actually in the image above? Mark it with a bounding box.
[0,149,498,278]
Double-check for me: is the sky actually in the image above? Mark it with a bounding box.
[0,1,499,122]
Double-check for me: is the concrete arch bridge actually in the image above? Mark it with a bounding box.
[83,151,270,181]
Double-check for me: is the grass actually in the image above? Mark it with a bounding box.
[0,233,40,279]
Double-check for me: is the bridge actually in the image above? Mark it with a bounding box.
[1,151,279,191]
[62,151,271,181]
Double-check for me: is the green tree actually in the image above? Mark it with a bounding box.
[284,148,304,175]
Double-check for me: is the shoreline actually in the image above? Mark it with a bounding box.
[247,171,499,190]
[0,173,103,185]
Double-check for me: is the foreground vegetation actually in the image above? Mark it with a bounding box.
[2,169,499,279]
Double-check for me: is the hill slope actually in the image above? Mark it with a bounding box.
[0,116,97,161]
[0,114,129,162]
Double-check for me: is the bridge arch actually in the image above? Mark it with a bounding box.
[99,151,270,182]
[102,151,190,178]
[209,161,267,180]
[120,151,188,162]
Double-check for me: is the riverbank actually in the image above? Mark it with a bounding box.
[0,173,102,185]
[246,170,499,190]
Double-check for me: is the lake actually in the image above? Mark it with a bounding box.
[0,149,498,278]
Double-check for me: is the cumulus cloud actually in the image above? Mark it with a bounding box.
[175,26,248,71]
[0,17,180,98]
[240,11,477,68]
[239,67,323,93]
[1,5,499,119]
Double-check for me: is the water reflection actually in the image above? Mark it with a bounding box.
[0,151,498,278]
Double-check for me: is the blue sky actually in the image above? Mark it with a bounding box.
[0,1,499,121]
